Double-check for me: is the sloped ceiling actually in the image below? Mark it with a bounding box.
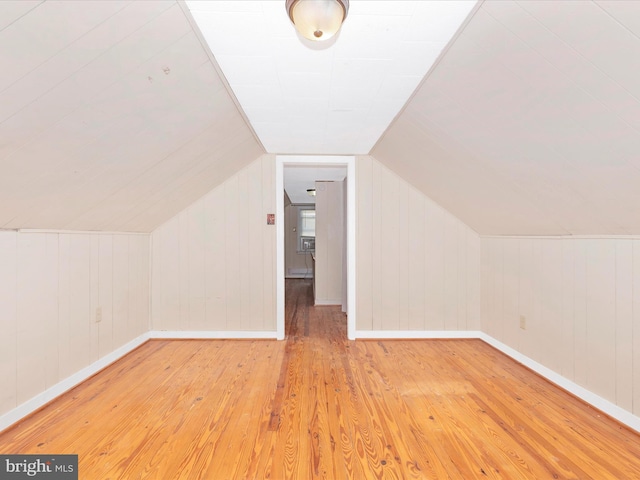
[3,1,640,237]
[0,0,263,232]
[373,0,640,236]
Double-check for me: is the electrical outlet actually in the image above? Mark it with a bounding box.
[519,315,526,330]
[96,306,102,323]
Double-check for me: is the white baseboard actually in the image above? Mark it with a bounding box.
[478,333,640,433]
[354,330,483,339]
[0,330,278,432]
[3,329,638,436]
[150,330,278,339]
[314,299,341,306]
[354,329,640,433]
[0,333,150,433]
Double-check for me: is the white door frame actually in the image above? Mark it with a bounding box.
[276,155,356,340]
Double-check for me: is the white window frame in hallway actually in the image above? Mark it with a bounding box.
[276,155,356,340]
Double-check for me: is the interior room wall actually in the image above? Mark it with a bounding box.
[481,236,640,417]
[0,230,150,418]
[284,204,313,278]
[357,156,481,333]
[151,155,276,333]
[314,180,344,305]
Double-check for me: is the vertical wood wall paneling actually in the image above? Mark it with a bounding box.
[560,239,575,379]
[356,156,373,330]
[481,235,640,418]
[16,234,54,404]
[159,217,181,330]
[149,154,483,335]
[178,211,190,330]
[150,225,163,330]
[531,240,543,364]
[1,231,150,420]
[224,175,241,330]
[443,213,459,330]
[237,166,251,329]
[371,158,383,330]
[380,174,399,328]
[89,236,100,365]
[485,239,503,340]
[260,155,276,330]
[246,159,264,329]
[58,235,72,380]
[69,235,92,373]
[204,186,226,330]
[407,187,426,330]
[142,235,151,333]
[633,240,640,416]
[543,240,563,372]
[397,181,410,330]
[456,220,468,330]
[44,235,60,389]
[357,156,480,333]
[480,238,491,335]
[501,239,519,348]
[586,240,616,400]
[615,239,633,411]
[112,235,131,349]
[133,234,150,336]
[0,232,17,414]
[98,235,114,358]
[424,192,445,330]
[573,240,588,386]
[150,155,277,333]
[188,200,207,330]
[466,228,481,330]
[517,239,533,356]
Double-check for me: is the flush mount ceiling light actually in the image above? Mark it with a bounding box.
[307,188,316,196]
[286,0,349,41]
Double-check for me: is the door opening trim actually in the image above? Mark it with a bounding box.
[275,155,356,340]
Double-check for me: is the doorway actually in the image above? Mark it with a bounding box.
[275,155,356,340]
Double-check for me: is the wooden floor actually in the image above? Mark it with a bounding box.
[1,279,640,479]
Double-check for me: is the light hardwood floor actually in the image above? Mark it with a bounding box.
[1,279,640,478]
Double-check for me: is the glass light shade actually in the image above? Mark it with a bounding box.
[286,0,348,41]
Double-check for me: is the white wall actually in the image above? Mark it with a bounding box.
[481,236,640,416]
[151,155,276,333]
[314,180,344,305]
[284,204,313,278]
[0,230,149,417]
[358,156,481,332]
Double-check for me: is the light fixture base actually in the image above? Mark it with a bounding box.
[286,0,349,42]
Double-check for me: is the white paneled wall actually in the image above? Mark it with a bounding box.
[481,237,640,416]
[358,156,481,332]
[0,230,149,417]
[151,155,276,333]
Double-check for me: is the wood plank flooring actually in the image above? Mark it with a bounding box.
[1,279,640,478]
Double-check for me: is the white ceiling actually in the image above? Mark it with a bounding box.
[185,0,477,155]
[284,165,347,204]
